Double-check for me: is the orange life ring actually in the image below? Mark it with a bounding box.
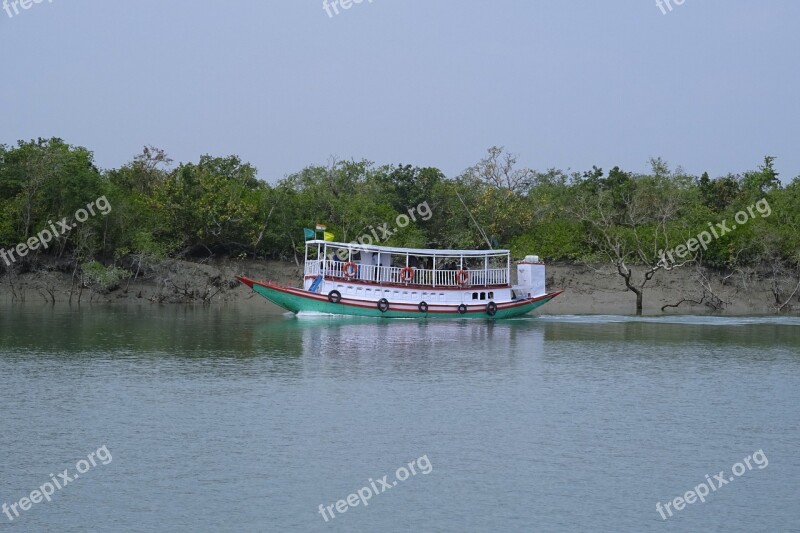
[456,269,469,286]
[400,266,415,282]
[343,261,358,278]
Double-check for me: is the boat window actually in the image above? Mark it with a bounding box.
[480,292,486,300]
[472,292,478,300]
[488,292,494,299]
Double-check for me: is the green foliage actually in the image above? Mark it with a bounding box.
[510,219,586,261]
[82,260,130,291]
[150,155,269,255]
[0,141,797,273]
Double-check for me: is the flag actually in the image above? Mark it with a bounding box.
[316,224,327,231]
[303,228,315,240]
[323,231,335,242]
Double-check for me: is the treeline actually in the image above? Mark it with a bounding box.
[1,138,798,277]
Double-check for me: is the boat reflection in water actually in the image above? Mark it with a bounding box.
[248,314,546,377]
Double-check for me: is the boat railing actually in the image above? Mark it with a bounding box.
[305,260,322,277]
[304,259,508,287]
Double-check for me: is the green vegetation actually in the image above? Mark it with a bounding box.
[1,138,798,312]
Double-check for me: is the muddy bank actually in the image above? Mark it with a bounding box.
[1,258,797,315]
[0,257,300,307]
[545,263,798,315]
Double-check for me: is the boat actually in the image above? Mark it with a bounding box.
[236,240,562,319]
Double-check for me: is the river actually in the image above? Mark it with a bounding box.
[1,305,798,532]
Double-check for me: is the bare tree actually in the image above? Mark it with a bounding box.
[466,146,536,194]
[572,166,694,315]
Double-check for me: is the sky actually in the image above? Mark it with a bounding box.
[2,0,799,183]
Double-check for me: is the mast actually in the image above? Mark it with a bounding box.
[455,190,492,250]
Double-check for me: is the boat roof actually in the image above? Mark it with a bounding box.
[305,240,509,257]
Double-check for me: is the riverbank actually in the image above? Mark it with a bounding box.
[1,258,797,315]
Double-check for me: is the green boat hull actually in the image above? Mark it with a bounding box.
[240,277,560,319]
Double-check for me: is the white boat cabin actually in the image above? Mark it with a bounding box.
[302,240,546,305]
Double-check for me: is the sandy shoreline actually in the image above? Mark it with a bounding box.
[1,258,797,315]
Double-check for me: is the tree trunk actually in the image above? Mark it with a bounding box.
[617,263,645,315]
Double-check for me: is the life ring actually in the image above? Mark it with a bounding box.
[456,269,469,286]
[343,261,358,278]
[457,303,467,315]
[486,301,498,316]
[418,301,428,313]
[377,298,390,313]
[400,266,415,283]
[328,290,342,304]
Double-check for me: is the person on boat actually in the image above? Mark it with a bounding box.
[352,252,362,279]
[407,256,421,283]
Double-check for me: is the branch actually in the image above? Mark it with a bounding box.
[776,275,800,312]
[661,296,705,311]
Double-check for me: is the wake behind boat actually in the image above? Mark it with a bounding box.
[237,240,562,319]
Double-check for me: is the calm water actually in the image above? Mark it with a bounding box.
[1,305,799,532]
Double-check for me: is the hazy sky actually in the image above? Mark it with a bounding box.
[2,1,799,183]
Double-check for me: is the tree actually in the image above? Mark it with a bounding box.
[742,156,781,199]
[0,138,104,255]
[466,146,535,194]
[572,162,696,315]
[151,155,267,256]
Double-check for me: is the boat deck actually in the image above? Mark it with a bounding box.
[304,259,509,289]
